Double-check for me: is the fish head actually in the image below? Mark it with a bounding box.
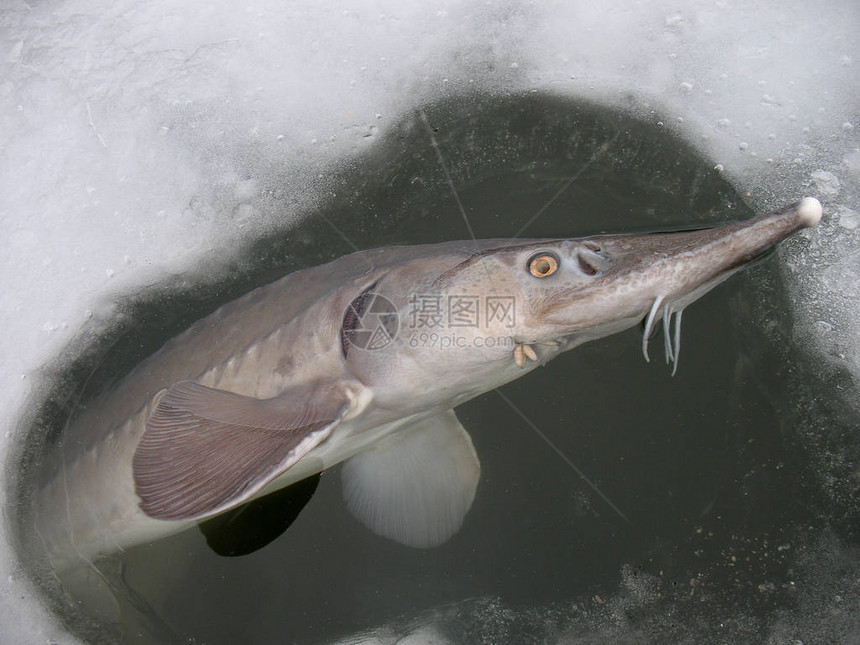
[343,198,821,408]
[499,197,822,350]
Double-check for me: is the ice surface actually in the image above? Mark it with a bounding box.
[1,0,858,643]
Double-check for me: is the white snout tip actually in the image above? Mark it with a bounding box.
[797,197,822,227]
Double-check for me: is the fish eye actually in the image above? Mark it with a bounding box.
[527,252,560,278]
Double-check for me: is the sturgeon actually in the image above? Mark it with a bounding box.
[33,198,822,573]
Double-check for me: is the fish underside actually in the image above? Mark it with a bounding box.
[31,198,822,574]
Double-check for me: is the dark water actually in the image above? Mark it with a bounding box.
[11,93,858,643]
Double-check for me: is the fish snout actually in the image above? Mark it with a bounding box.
[795,196,823,227]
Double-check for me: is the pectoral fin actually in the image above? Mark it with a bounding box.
[133,379,370,522]
[341,410,480,548]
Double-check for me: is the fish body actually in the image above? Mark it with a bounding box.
[33,198,822,572]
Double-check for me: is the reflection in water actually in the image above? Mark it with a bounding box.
[13,94,847,644]
[199,473,322,558]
